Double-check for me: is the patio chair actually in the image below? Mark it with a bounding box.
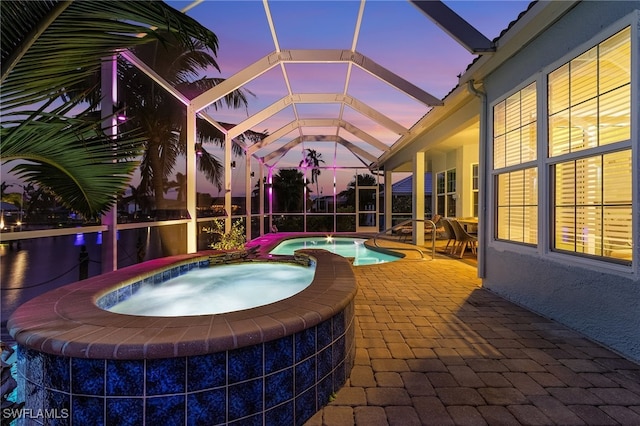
[425,214,444,238]
[440,218,457,254]
[449,218,477,258]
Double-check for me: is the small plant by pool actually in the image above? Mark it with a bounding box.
[269,236,400,265]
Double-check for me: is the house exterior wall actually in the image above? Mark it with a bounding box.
[459,144,479,218]
[482,1,640,361]
[382,96,479,171]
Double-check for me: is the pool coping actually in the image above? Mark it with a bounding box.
[7,248,357,360]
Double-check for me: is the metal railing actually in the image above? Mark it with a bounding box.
[372,218,437,260]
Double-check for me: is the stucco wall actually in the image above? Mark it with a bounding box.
[482,1,640,362]
[484,1,640,104]
[485,247,640,362]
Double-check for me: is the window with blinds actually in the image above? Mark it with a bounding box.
[492,83,538,245]
[436,169,456,217]
[494,83,537,168]
[549,28,631,156]
[497,168,538,244]
[472,164,479,217]
[549,27,632,264]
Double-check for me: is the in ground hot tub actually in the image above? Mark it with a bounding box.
[104,261,316,316]
[8,249,356,425]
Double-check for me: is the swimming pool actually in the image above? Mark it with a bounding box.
[107,262,315,316]
[270,236,400,265]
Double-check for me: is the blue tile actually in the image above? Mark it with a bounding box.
[187,388,225,425]
[22,348,44,386]
[266,401,294,426]
[95,297,106,309]
[345,340,355,373]
[72,395,105,426]
[344,301,354,326]
[188,262,196,270]
[187,352,226,391]
[317,319,333,350]
[295,357,316,394]
[346,321,355,346]
[317,346,333,380]
[153,273,163,285]
[146,395,185,425]
[146,357,185,395]
[228,345,263,384]
[229,413,262,426]
[295,328,316,363]
[294,388,316,426]
[317,374,334,409]
[335,361,347,388]
[332,335,346,369]
[171,266,180,278]
[106,397,143,426]
[71,358,104,395]
[333,310,346,338]
[45,353,70,393]
[265,368,293,408]
[144,276,154,285]
[228,378,263,421]
[180,264,189,275]
[106,359,144,396]
[99,291,117,309]
[265,335,293,374]
[25,380,44,413]
[131,280,142,295]
[45,390,70,426]
[116,285,131,303]
[162,270,171,282]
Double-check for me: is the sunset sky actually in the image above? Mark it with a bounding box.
[2,1,532,198]
[162,0,531,195]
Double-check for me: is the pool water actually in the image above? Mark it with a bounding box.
[108,262,315,316]
[270,237,400,266]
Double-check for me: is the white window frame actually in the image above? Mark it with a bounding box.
[436,168,456,217]
[490,79,539,247]
[543,17,636,275]
[488,13,638,277]
[472,163,479,217]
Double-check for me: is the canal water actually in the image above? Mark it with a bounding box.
[0,226,190,344]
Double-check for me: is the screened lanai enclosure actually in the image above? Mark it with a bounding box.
[116,0,495,254]
[2,0,504,270]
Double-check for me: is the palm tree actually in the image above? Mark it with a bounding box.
[165,173,187,203]
[118,184,151,216]
[0,1,236,218]
[299,148,325,209]
[339,173,378,210]
[114,32,262,210]
[272,169,309,213]
[64,29,263,211]
[0,182,10,200]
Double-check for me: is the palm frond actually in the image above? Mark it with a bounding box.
[1,1,219,110]
[1,103,142,217]
[196,149,223,192]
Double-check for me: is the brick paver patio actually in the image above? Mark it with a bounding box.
[305,250,640,425]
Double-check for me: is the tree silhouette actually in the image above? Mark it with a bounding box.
[339,173,378,210]
[299,149,324,208]
[272,169,309,213]
[1,1,224,217]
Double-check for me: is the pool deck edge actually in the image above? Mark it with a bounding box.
[7,248,357,359]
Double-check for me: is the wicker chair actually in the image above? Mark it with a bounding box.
[425,214,444,237]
